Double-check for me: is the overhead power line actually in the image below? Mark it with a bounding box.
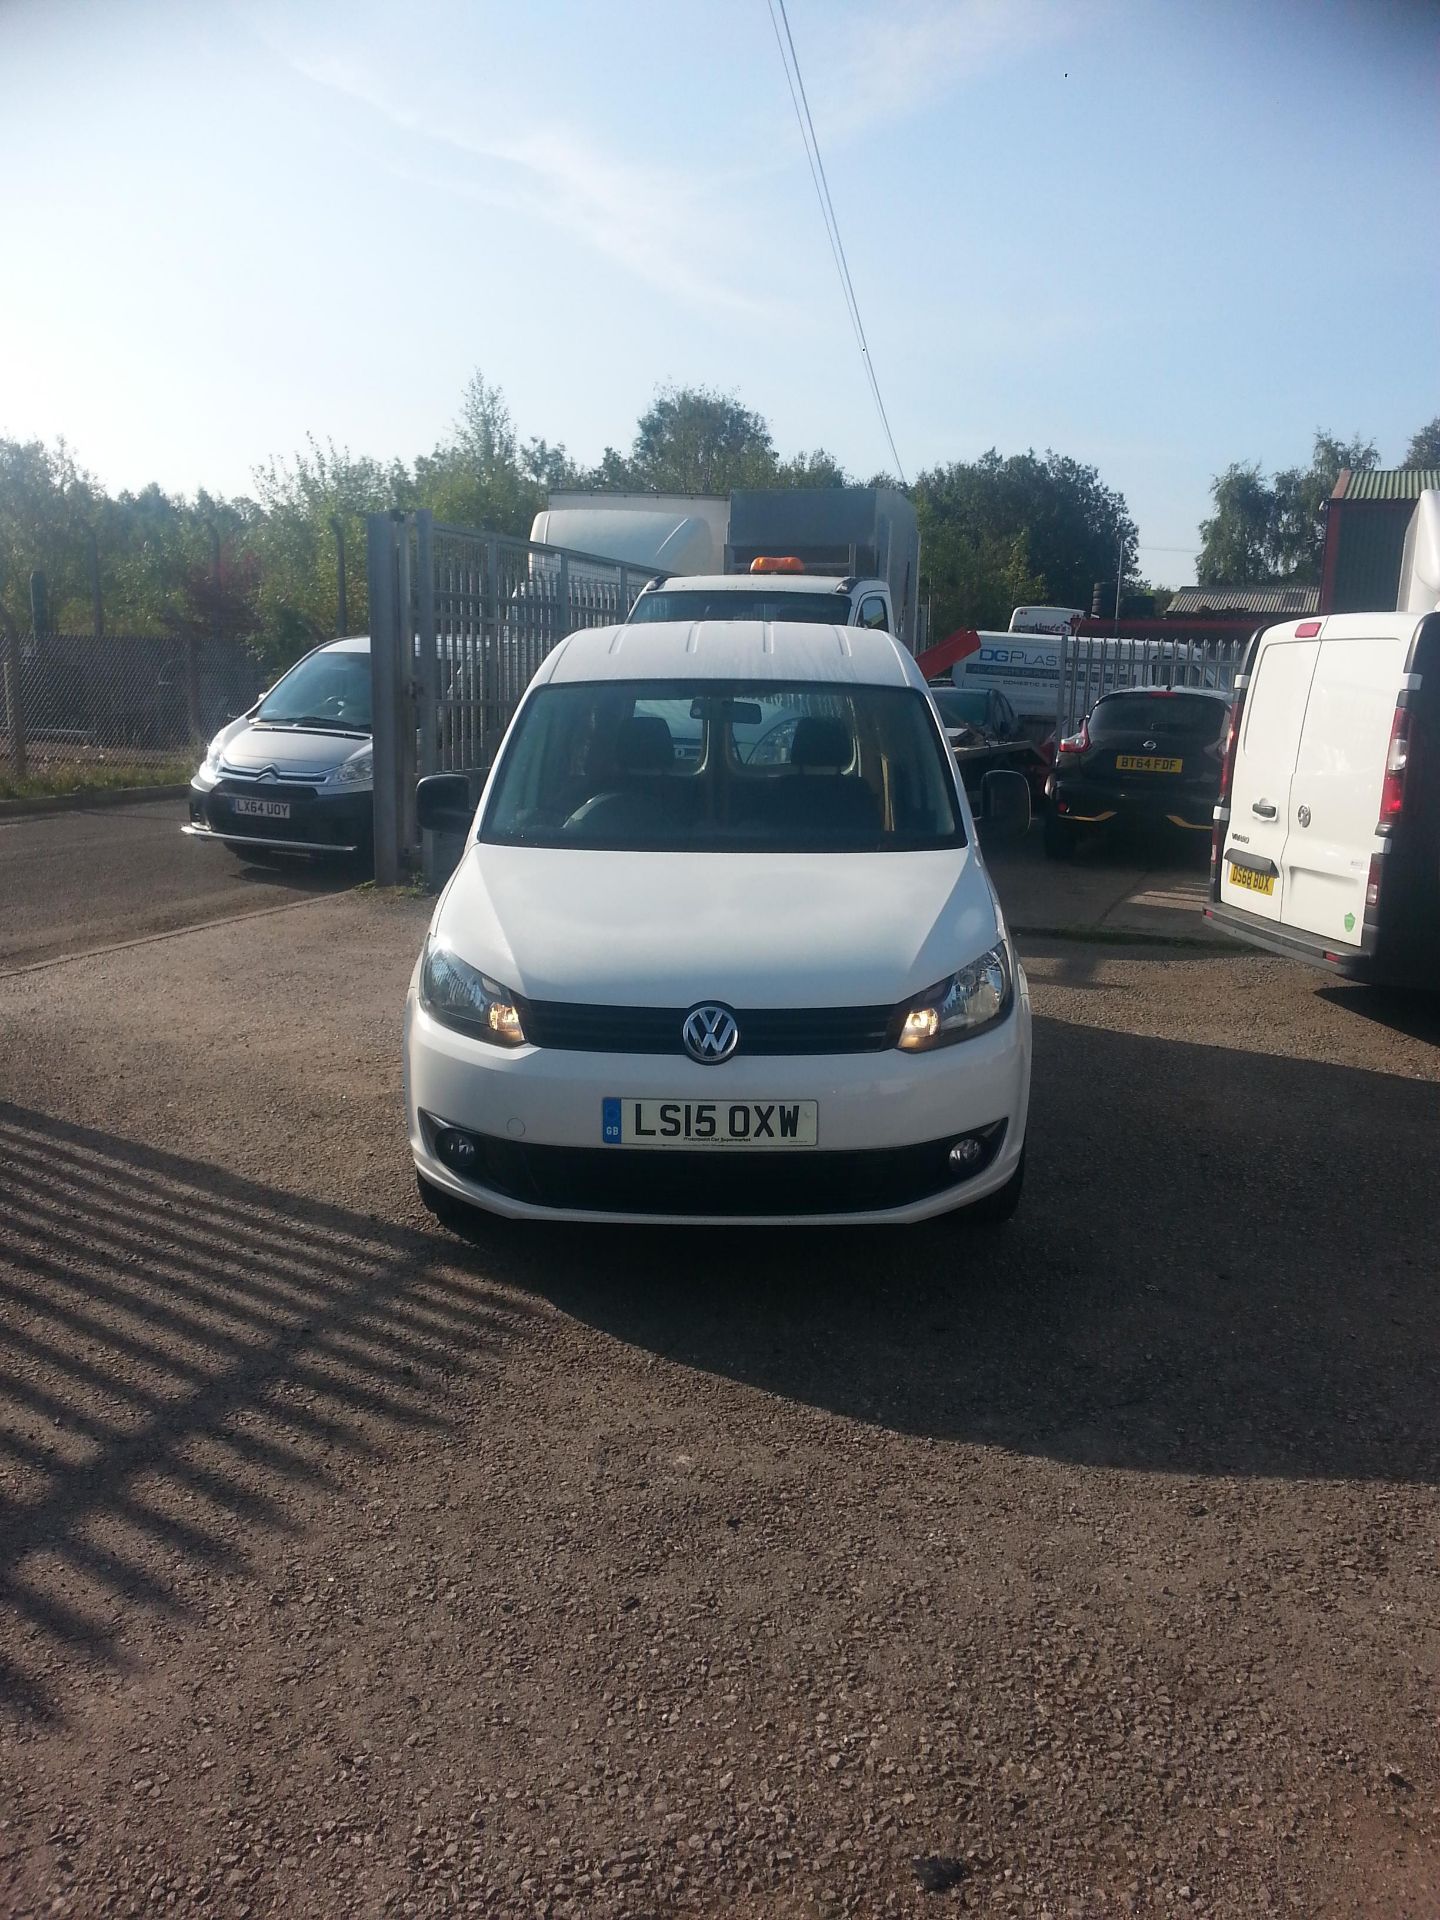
[765,0,908,487]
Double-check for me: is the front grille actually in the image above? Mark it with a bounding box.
[213,778,318,802]
[205,781,356,846]
[519,1000,898,1056]
[430,1122,1006,1217]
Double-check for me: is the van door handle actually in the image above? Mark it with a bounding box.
[1251,799,1277,818]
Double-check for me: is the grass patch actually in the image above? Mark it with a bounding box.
[0,758,194,802]
[355,875,433,899]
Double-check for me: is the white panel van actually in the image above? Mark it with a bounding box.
[1205,612,1440,984]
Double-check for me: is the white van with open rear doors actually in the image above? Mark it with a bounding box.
[1205,611,1440,985]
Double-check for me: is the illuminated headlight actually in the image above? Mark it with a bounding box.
[419,939,526,1046]
[896,942,1012,1050]
[325,744,373,788]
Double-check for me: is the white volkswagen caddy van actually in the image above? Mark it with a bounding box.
[1205,611,1440,985]
[403,620,1033,1226]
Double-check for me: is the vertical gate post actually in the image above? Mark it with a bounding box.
[481,535,499,766]
[0,617,26,782]
[1054,631,1070,746]
[184,636,204,744]
[394,519,417,862]
[367,511,404,886]
[414,511,443,887]
[415,511,438,778]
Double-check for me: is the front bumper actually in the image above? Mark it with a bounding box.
[404,980,1032,1226]
[186,778,371,854]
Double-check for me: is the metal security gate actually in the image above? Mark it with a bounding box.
[368,510,663,882]
[1053,622,1253,742]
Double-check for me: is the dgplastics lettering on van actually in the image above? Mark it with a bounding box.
[949,634,1061,722]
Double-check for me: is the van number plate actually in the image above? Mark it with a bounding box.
[1229,863,1275,896]
[603,1098,818,1148]
[233,797,291,818]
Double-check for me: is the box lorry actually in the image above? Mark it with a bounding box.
[530,486,921,648]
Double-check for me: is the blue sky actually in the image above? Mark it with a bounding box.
[1,0,1435,581]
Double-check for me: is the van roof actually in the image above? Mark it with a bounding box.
[536,620,918,688]
[635,573,882,596]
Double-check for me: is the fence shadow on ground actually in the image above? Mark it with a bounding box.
[455,1016,1440,1490]
[0,1103,525,1725]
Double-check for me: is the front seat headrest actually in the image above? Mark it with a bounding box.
[616,714,674,771]
[790,716,853,771]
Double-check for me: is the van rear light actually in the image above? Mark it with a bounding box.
[1366,855,1382,913]
[1218,703,1241,799]
[1295,620,1321,638]
[1211,673,1248,898]
[1378,705,1412,824]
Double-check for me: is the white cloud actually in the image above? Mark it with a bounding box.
[248,26,783,322]
[800,0,1091,138]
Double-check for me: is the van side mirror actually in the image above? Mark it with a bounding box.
[978,768,1031,846]
[416,773,474,836]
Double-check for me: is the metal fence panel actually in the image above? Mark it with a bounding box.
[0,630,265,788]
[1053,630,1247,740]
[369,511,662,881]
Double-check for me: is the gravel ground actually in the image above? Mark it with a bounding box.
[1,892,1438,1918]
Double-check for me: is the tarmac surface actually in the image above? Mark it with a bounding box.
[0,798,356,973]
[0,796,1209,975]
[1,807,1438,1916]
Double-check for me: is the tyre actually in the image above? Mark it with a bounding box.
[967,1150,1024,1225]
[416,1172,478,1235]
[1043,814,1078,860]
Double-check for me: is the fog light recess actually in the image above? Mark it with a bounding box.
[434,1126,481,1176]
[948,1136,985,1168]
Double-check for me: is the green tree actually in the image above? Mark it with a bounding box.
[1198,431,1379,586]
[914,450,1136,634]
[251,436,408,656]
[0,438,104,629]
[1196,463,1276,588]
[625,385,777,493]
[1404,416,1440,467]
[774,448,850,487]
[414,371,542,535]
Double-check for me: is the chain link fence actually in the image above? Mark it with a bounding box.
[0,631,267,794]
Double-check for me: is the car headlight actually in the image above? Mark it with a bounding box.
[896,942,1012,1050]
[419,939,526,1046]
[197,733,226,783]
[325,744,373,788]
